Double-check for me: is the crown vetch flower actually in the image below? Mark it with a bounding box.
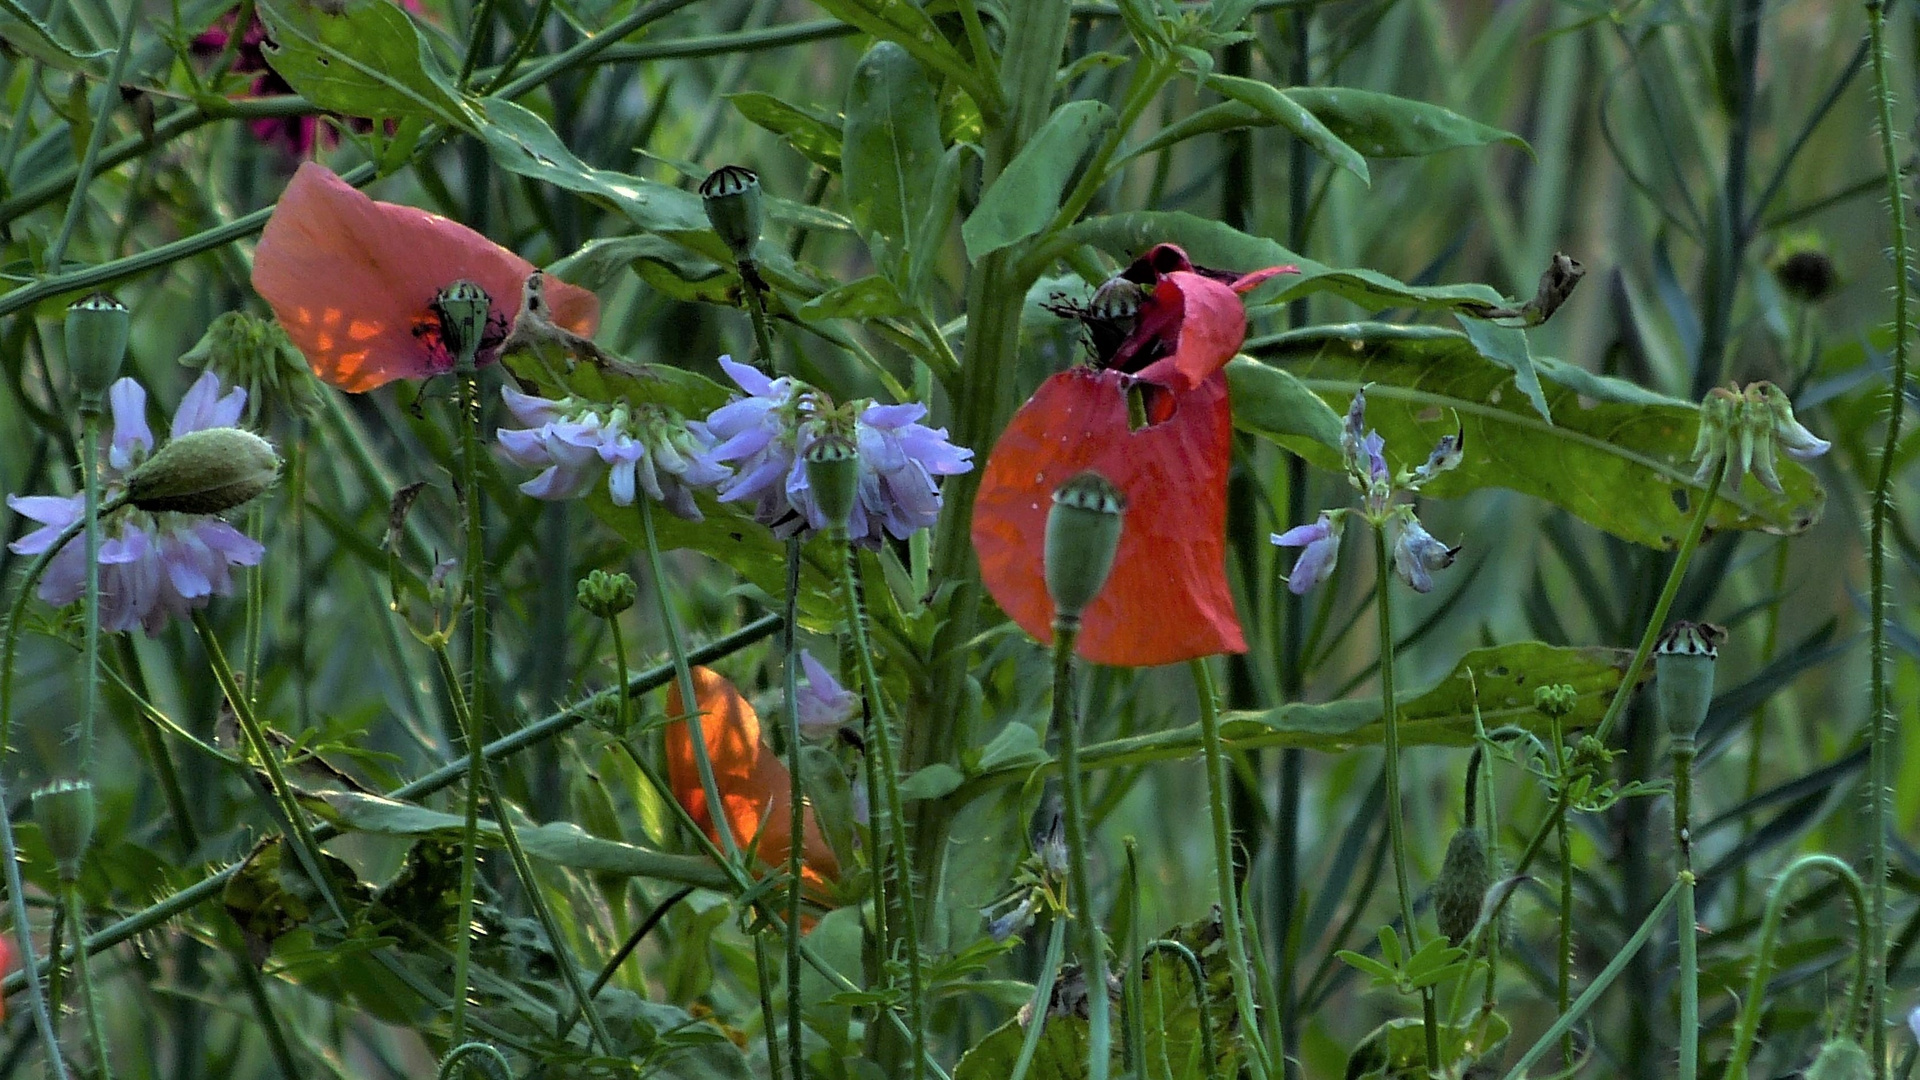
[796,650,857,734]
[1271,511,1344,595]
[497,387,727,520]
[6,373,266,635]
[665,667,839,896]
[1391,512,1458,594]
[974,244,1294,666]
[251,163,600,392]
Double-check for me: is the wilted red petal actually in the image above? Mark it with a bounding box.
[1128,272,1251,392]
[666,667,841,894]
[973,368,1245,667]
[251,162,599,392]
[1229,266,1297,294]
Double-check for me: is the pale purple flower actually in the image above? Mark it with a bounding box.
[705,356,973,545]
[1392,514,1458,594]
[1272,511,1344,594]
[496,387,728,521]
[1409,428,1464,487]
[6,372,265,636]
[796,650,857,734]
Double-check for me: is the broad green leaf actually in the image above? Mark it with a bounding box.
[897,763,964,801]
[798,274,909,322]
[728,91,843,171]
[548,235,730,301]
[962,99,1114,259]
[1042,211,1508,316]
[1240,326,1826,547]
[1206,73,1369,184]
[0,0,107,73]
[807,0,991,108]
[257,0,477,131]
[1346,1013,1511,1079]
[842,41,945,287]
[478,98,706,237]
[1457,316,1551,421]
[1223,358,1344,452]
[1287,86,1528,158]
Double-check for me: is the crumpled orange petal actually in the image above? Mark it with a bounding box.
[666,667,840,895]
[973,368,1245,667]
[251,162,599,392]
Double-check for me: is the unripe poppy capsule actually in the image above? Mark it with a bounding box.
[1044,471,1126,622]
[805,433,860,531]
[66,293,130,406]
[699,165,763,265]
[1435,826,1493,947]
[1654,621,1723,742]
[127,427,282,515]
[32,778,96,881]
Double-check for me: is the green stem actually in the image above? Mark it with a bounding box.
[783,539,805,1080]
[744,271,779,371]
[836,535,927,1080]
[43,0,138,274]
[1674,734,1698,1080]
[1718,854,1870,1080]
[1190,657,1273,1080]
[0,779,68,1080]
[451,361,488,1045]
[638,495,739,861]
[1866,3,1908,1073]
[1371,526,1440,1076]
[753,933,786,1080]
[65,884,111,1080]
[1051,620,1110,1080]
[1140,940,1220,1080]
[1551,715,1573,1067]
[1007,917,1068,1080]
[437,1042,512,1080]
[77,411,102,774]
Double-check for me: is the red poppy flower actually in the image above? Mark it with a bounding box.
[666,667,840,897]
[973,244,1293,667]
[251,162,599,392]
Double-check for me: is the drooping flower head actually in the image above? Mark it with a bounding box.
[702,357,972,546]
[665,667,839,896]
[6,373,268,635]
[1690,381,1831,493]
[975,244,1294,667]
[252,163,600,392]
[497,387,729,520]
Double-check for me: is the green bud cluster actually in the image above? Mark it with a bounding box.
[576,569,638,618]
[1532,683,1579,720]
[180,311,324,418]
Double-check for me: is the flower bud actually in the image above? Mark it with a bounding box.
[432,280,493,369]
[1755,381,1831,461]
[699,165,764,264]
[66,293,130,405]
[1770,237,1838,304]
[1044,471,1126,621]
[1654,621,1723,743]
[1434,825,1493,946]
[576,569,637,618]
[1533,683,1578,720]
[127,427,281,514]
[32,779,96,880]
[180,311,323,418]
[804,433,860,531]
[1805,1038,1871,1080]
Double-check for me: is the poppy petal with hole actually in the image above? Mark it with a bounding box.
[666,667,841,892]
[973,367,1245,666]
[251,162,599,392]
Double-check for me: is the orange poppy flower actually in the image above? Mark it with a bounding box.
[972,245,1292,667]
[666,667,840,897]
[251,162,599,392]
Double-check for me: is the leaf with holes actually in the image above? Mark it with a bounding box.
[257,0,476,131]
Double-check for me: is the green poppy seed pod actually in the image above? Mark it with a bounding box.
[1044,471,1127,622]
[805,433,860,531]
[699,165,763,264]
[127,427,281,514]
[1435,826,1493,947]
[576,569,637,619]
[432,280,492,370]
[1655,621,1723,743]
[32,779,96,880]
[1805,1038,1871,1080]
[66,293,130,406]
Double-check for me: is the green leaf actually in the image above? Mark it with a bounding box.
[548,235,731,301]
[728,91,843,172]
[1224,358,1344,452]
[256,0,477,131]
[898,764,965,802]
[798,274,910,322]
[0,0,107,72]
[1206,73,1369,184]
[1337,949,1399,986]
[1456,316,1551,421]
[807,0,991,108]
[842,41,946,287]
[1241,326,1826,547]
[973,723,1048,773]
[478,98,707,237]
[1286,87,1528,158]
[1345,1013,1511,1079]
[962,99,1115,260]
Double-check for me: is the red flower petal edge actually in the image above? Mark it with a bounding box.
[252,162,600,392]
[973,368,1246,667]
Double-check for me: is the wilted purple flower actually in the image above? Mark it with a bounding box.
[6,373,263,636]
[496,387,729,521]
[1391,513,1458,594]
[796,650,857,733]
[1271,511,1344,594]
[705,356,973,545]
[1409,428,1464,487]
[987,894,1038,943]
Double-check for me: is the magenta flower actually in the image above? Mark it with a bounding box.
[796,650,857,734]
[7,373,264,635]
[496,387,728,521]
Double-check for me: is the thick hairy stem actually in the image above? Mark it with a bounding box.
[1052,620,1111,1080]
[1674,737,1698,1080]
[78,413,102,774]
[66,884,111,1080]
[783,539,805,1080]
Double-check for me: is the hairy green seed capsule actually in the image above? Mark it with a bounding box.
[1434,826,1493,947]
[33,778,96,880]
[433,280,493,369]
[127,427,282,514]
[805,433,860,531]
[1805,1038,1871,1080]
[1044,471,1126,622]
[576,569,638,618]
[699,165,763,264]
[1655,621,1723,742]
[66,293,130,406]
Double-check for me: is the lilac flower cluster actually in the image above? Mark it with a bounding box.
[6,373,265,635]
[1271,388,1462,595]
[497,388,728,521]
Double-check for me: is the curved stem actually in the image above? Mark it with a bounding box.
[1371,525,1440,1075]
[1007,917,1068,1080]
[1051,620,1110,1080]
[437,1042,512,1080]
[1139,940,1220,1080]
[836,536,926,1080]
[1717,854,1870,1080]
[0,777,67,1080]
[783,539,805,1080]
[1190,657,1273,1080]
